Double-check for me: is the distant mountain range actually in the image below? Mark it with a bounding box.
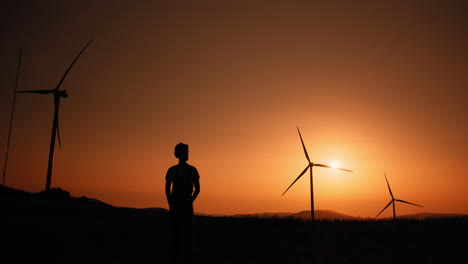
[230,210,468,220]
[1,185,466,220]
[232,210,360,220]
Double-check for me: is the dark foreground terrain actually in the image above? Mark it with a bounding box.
[1,186,466,264]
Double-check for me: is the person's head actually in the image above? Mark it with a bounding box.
[174,142,189,162]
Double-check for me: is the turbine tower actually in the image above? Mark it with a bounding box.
[375,173,423,220]
[16,38,94,191]
[2,48,22,186]
[282,127,352,221]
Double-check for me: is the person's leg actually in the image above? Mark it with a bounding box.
[170,213,177,263]
[183,214,193,264]
[170,211,184,264]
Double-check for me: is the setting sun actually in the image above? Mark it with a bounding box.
[330,161,340,169]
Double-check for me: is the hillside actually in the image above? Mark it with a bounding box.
[1,185,467,264]
[231,209,467,221]
[233,210,361,220]
[291,209,362,220]
[3,185,463,220]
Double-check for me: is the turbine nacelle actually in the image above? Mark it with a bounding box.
[57,90,68,98]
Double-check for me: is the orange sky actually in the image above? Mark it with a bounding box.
[1,0,467,217]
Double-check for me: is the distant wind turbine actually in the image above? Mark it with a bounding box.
[16,38,94,191]
[375,173,423,220]
[2,48,22,186]
[282,127,353,221]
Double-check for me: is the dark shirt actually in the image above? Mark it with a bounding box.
[166,164,200,210]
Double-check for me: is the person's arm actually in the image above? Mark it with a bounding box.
[165,179,172,206]
[192,178,200,202]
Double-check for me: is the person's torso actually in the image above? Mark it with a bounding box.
[171,164,194,200]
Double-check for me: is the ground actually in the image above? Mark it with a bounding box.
[1,187,466,263]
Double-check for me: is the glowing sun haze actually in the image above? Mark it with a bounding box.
[330,161,340,169]
[0,0,467,217]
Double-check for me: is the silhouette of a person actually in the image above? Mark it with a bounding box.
[166,143,200,264]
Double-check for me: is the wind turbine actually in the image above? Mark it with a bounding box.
[16,38,94,191]
[375,173,423,220]
[282,127,352,221]
[2,48,22,186]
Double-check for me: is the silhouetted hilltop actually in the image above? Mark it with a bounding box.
[292,210,362,220]
[0,185,112,208]
[0,185,173,219]
[1,185,172,264]
[2,185,467,264]
[143,207,169,213]
[233,210,360,220]
[0,184,34,199]
[2,185,466,220]
[232,209,467,221]
[232,212,294,218]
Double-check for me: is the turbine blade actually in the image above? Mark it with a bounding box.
[384,173,394,199]
[3,48,22,185]
[375,200,393,219]
[314,163,353,172]
[297,127,311,163]
[314,163,332,169]
[16,89,54,94]
[282,165,310,196]
[54,38,94,91]
[395,199,423,207]
[14,48,23,93]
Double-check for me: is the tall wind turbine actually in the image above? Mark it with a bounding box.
[282,127,353,221]
[16,38,94,191]
[2,48,23,186]
[375,173,423,220]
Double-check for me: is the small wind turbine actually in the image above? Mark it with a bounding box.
[2,48,22,186]
[375,173,423,220]
[16,38,94,191]
[282,127,353,221]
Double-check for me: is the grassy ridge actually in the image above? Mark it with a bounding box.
[1,186,466,263]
